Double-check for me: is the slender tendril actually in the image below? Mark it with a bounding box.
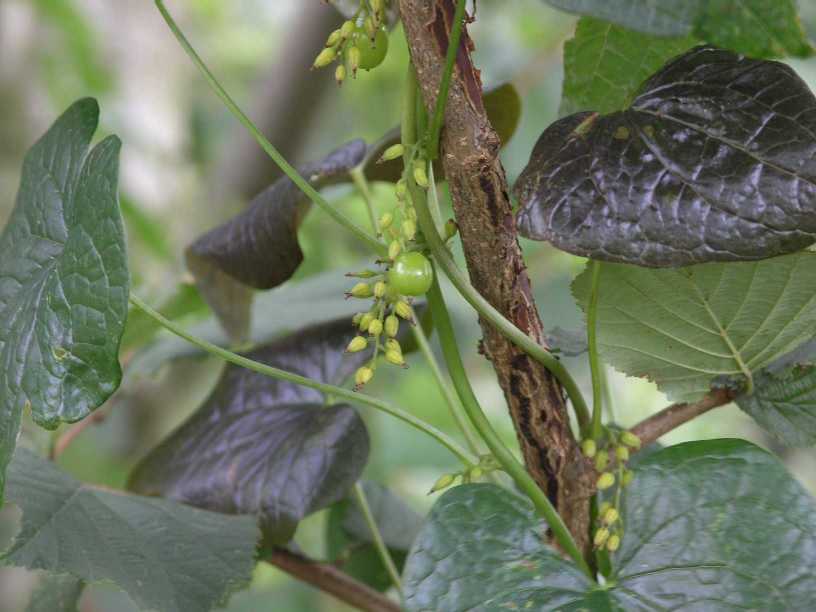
[128,294,478,467]
[352,483,403,594]
[588,260,604,440]
[154,0,386,256]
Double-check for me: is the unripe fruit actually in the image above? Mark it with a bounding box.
[385,314,399,337]
[346,336,368,353]
[379,144,404,162]
[368,319,383,336]
[313,47,337,69]
[354,366,373,387]
[607,534,621,552]
[351,25,388,70]
[621,431,642,448]
[581,439,597,458]
[597,472,615,490]
[388,252,433,296]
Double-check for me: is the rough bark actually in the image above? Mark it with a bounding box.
[399,0,594,552]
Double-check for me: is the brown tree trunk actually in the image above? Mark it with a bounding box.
[399,0,594,553]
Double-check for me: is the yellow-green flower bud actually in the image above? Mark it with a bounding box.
[602,507,620,525]
[597,472,615,490]
[349,282,372,298]
[347,269,378,278]
[445,219,458,240]
[313,47,337,69]
[374,280,387,298]
[379,143,404,163]
[372,0,385,15]
[348,46,361,74]
[407,206,418,221]
[394,300,413,320]
[388,240,402,260]
[364,15,377,39]
[354,366,374,388]
[595,451,609,472]
[616,446,630,462]
[385,349,405,366]
[368,318,383,336]
[346,336,368,353]
[340,20,355,38]
[402,219,416,240]
[606,534,621,552]
[395,179,407,200]
[352,313,363,326]
[598,501,612,516]
[469,466,484,480]
[429,473,456,494]
[359,313,375,331]
[326,29,342,47]
[385,338,401,354]
[620,431,642,448]
[385,314,399,337]
[581,439,597,458]
[413,164,429,188]
[379,212,394,229]
[335,64,346,85]
[593,527,610,548]
[622,469,634,487]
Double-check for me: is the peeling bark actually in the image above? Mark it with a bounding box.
[399,0,595,552]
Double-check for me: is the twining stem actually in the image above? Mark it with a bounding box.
[128,294,478,467]
[350,166,380,236]
[352,483,403,594]
[154,0,386,257]
[409,306,484,456]
[426,0,467,160]
[587,260,603,440]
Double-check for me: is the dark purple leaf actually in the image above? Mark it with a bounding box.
[515,45,816,267]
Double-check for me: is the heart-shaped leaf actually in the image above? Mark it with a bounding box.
[326,481,423,591]
[0,98,128,503]
[186,139,367,342]
[515,45,816,267]
[403,439,816,610]
[128,316,372,544]
[3,449,259,612]
[542,1,813,57]
[572,252,816,401]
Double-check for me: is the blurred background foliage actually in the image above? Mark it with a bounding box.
[1,1,815,610]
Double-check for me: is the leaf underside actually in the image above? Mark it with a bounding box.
[3,449,259,612]
[0,98,128,503]
[128,316,372,545]
[515,45,816,267]
[572,251,816,401]
[402,439,816,611]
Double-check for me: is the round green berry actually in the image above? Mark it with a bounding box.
[352,26,388,70]
[388,252,433,296]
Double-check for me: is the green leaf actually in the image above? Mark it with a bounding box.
[738,364,816,446]
[516,46,816,267]
[403,440,816,610]
[544,0,813,57]
[3,449,259,612]
[572,252,816,401]
[560,17,696,116]
[128,316,372,545]
[27,574,84,612]
[0,99,128,503]
[326,482,423,591]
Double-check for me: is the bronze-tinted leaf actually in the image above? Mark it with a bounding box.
[186,140,367,341]
[515,46,816,267]
[128,316,371,544]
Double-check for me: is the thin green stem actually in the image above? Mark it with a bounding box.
[426,0,467,160]
[350,167,379,236]
[128,294,477,467]
[154,0,386,257]
[352,483,403,594]
[409,307,483,457]
[588,260,603,441]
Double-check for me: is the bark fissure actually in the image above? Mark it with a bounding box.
[399,0,594,553]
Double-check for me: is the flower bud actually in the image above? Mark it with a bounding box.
[407,206,418,221]
[598,501,612,516]
[385,314,399,337]
[346,336,368,353]
[346,269,378,278]
[602,507,620,525]
[429,473,456,494]
[394,300,413,320]
[385,349,405,366]
[596,472,615,490]
[593,527,610,548]
[354,366,373,388]
[615,446,630,462]
[335,64,346,85]
[359,313,375,331]
[349,282,372,298]
[348,46,361,74]
[395,179,407,200]
[364,15,377,39]
[368,319,383,336]
[594,451,609,472]
[379,212,394,229]
[620,431,642,448]
[622,469,634,487]
[388,240,402,260]
[340,20,355,38]
[581,439,597,458]
[313,47,337,69]
[374,280,387,298]
[469,466,484,480]
[413,164,429,188]
[385,339,401,354]
[445,219,458,240]
[606,534,621,552]
[379,144,404,163]
[326,29,342,47]
[402,219,416,240]
[352,313,363,326]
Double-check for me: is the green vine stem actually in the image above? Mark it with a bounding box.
[588,259,603,440]
[154,0,386,257]
[128,294,478,467]
[352,483,403,594]
[350,166,380,236]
